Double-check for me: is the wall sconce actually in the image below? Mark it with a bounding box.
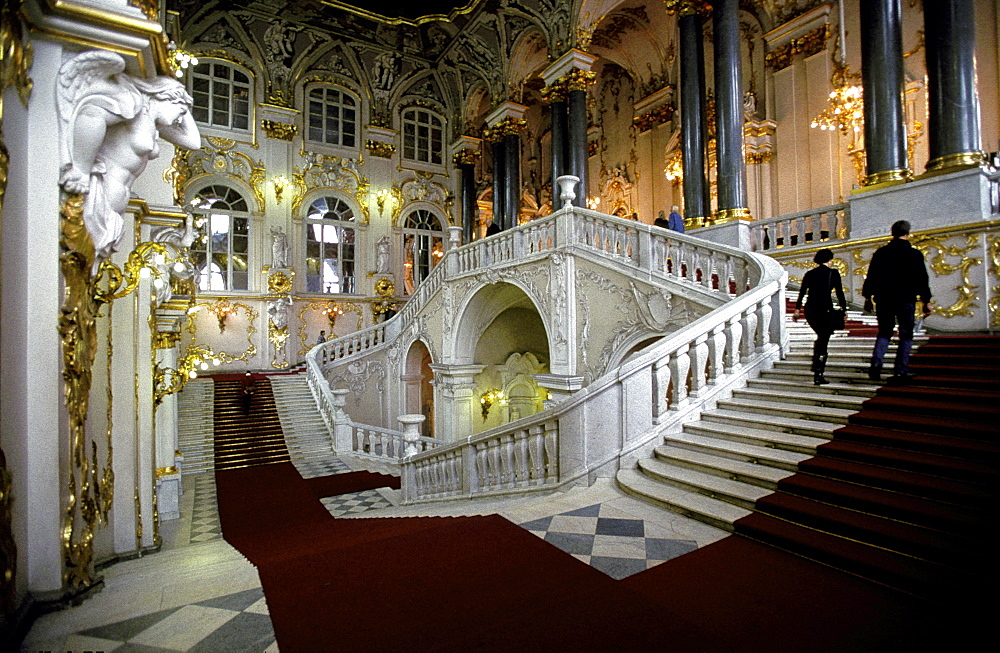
[271,175,289,203]
[480,389,505,420]
[321,303,345,328]
[208,299,237,332]
[154,344,225,407]
[168,42,200,79]
[586,196,601,210]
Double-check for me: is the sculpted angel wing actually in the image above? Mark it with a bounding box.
[56,50,127,124]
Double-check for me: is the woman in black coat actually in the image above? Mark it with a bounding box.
[793,248,847,385]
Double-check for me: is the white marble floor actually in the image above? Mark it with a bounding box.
[21,458,727,652]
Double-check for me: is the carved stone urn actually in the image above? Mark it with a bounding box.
[556,175,580,209]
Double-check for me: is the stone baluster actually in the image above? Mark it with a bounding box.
[528,425,545,482]
[513,432,529,486]
[500,434,515,486]
[487,438,501,490]
[668,345,691,409]
[707,323,727,383]
[757,298,773,351]
[652,358,671,424]
[740,308,758,361]
[690,334,710,397]
[543,422,558,482]
[475,443,488,490]
[398,414,426,458]
[725,314,743,373]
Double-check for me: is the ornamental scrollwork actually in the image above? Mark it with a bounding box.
[989,236,1000,327]
[912,233,980,318]
[261,119,298,141]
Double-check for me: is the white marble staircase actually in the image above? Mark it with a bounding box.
[177,378,215,475]
[617,312,920,531]
[269,373,335,463]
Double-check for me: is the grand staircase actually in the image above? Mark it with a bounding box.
[213,376,292,471]
[619,308,1000,599]
[177,377,214,475]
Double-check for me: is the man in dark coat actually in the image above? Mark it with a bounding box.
[862,220,933,382]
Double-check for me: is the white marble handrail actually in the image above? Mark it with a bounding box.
[748,203,850,252]
[344,421,437,463]
[400,209,787,504]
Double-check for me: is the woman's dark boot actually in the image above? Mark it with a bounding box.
[814,373,830,385]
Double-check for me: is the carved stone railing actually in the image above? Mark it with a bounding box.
[337,420,437,464]
[748,203,850,252]
[400,210,787,504]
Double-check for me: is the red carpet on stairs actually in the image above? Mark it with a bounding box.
[735,334,1000,604]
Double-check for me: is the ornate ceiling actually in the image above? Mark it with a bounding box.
[327,0,483,23]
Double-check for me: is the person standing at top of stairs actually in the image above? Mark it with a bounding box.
[793,248,847,386]
[862,220,933,383]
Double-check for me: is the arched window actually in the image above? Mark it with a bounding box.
[305,196,356,294]
[401,108,444,165]
[190,185,250,291]
[306,87,358,148]
[401,209,444,295]
[190,61,251,131]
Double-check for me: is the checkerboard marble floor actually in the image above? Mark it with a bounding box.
[22,447,726,652]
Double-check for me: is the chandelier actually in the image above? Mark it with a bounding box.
[811,66,864,135]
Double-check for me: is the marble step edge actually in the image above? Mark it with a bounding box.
[716,397,855,423]
[683,420,826,456]
[746,378,878,398]
[616,469,750,532]
[734,386,870,408]
[653,444,794,490]
[666,430,811,471]
[701,408,841,439]
[637,457,772,510]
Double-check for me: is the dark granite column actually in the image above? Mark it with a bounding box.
[491,138,506,231]
[567,75,591,208]
[860,0,909,185]
[679,11,710,225]
[504,130,521,229]
[549,95,568,200]
[457,153,478,244]
[924,0,983,172]
[713,0,750,223]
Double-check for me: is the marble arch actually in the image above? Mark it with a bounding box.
[449,280,550,365]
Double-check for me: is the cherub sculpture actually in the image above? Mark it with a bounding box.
[58,50,201,269]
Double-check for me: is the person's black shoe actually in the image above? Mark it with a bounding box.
[889,370,917,384]
[814,374,830,386]
[867,367,882,382]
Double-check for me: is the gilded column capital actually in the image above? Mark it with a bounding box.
[663,0,712,17]
[453,148,481,166]
[483,117,527,142]
[541,81,569,104]
[563,69,596,92]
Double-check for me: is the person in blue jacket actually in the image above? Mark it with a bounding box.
[667,205,684,233]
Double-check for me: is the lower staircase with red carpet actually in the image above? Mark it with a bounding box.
[212,374,292,471]
[735,334,1000,600]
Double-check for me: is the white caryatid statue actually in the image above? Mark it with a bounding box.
[57,50,201,270]
[375,235,390,273]
[270,225,289,269]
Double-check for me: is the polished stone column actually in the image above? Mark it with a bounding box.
[713,0,750,223]
[504,130,521,229]
[567,83,590,208]
[860,0,908,185]
[491,137,506,231]
[549,95,568,200]
[924,0,983,172]
[679,11,710,226]
[454,147,479,243]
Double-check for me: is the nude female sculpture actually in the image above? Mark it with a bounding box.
[58,50,201,268]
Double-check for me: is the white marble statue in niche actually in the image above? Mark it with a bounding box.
[375,235,390,273]
[58,50,201,268]
[270,225,289,268]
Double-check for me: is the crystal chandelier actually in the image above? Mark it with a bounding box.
[811,66,864,134]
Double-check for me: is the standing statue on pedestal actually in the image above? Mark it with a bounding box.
[270,225,289,269]
[57,50,201,269]
[375,235,390,273]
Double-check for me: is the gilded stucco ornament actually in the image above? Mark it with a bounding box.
[267,294,292,369]
[57,51,200,270]
[912,234,981,319]
[989,236,1000,327]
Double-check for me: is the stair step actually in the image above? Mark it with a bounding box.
[747,377,877,398]
[615,469,751,531]
[778,474,989,538]
[717,397,855,424]
[735,512,974,598]
[833,424,1000,461]
[665,431,811,470]
[700,409,840,441]
[754,492,986,565]
[733,387,869,411]
[847,409,1000,440]
[637,457,771,509]
[817,440,1000,484]
[653,445,793,490]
